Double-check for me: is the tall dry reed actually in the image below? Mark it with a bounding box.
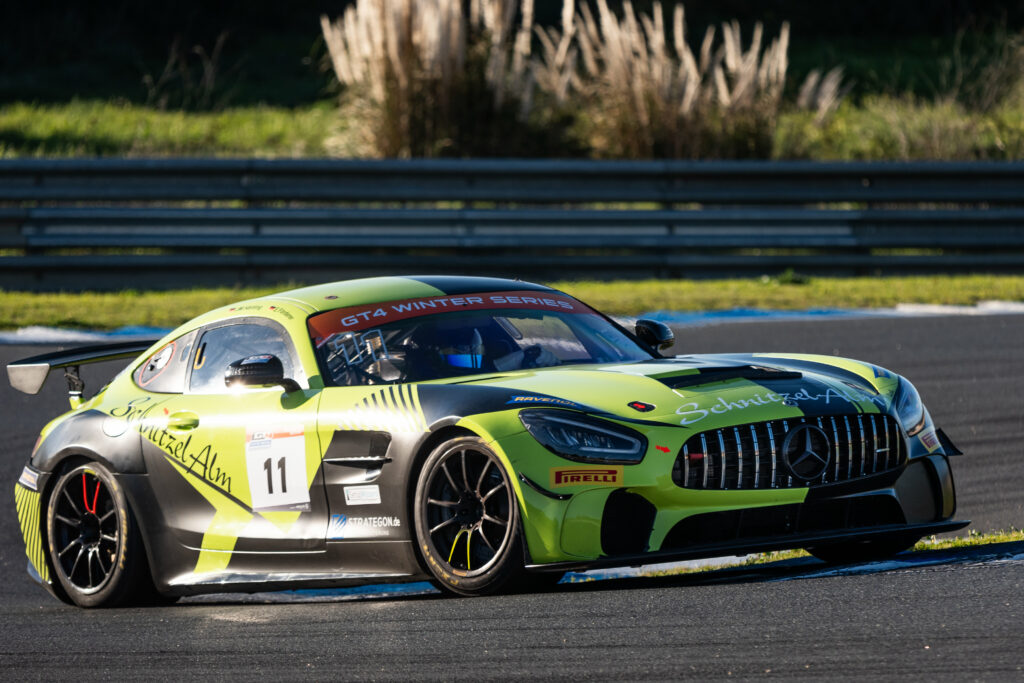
[321,0,844,159]
[533,0,792,158]
[321,0,556,157]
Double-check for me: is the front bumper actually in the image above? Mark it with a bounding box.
[493,411,963,566]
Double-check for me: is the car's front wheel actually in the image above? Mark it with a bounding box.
[45,461,150,607]
[413,436,525,596]
[806,534,920,565]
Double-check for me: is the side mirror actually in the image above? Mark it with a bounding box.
[635,319,675,352]
[225,355,300,393]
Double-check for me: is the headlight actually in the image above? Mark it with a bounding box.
[519,409,647,464]
[893,377,926,436]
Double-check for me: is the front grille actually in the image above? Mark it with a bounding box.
[672,414,906,490]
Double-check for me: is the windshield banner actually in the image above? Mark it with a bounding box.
[308,291,591,344]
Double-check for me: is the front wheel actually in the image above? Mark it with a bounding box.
[414,437,525,596]
[806,534,920,565]
[46,462,150,607]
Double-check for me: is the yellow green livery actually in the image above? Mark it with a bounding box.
[7,276,967,606]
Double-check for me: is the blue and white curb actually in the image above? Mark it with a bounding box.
[0,325,171,344]
[619,300,1024,328]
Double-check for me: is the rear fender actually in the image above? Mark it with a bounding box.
[31,410,146,474]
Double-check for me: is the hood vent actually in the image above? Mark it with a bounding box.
[658,365,801,390]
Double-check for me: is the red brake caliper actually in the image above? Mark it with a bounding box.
[81,473,100,515]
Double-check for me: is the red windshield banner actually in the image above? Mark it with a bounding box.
[308,290,592,344]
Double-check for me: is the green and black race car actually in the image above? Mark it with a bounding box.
[10,276,966,607]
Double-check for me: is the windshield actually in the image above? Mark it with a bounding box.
[307,290,652,386]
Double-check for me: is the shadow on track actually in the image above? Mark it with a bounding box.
[175,540,1024,606]
[556,540,1024,594]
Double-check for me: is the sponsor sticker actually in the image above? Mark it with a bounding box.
[267,305,294,320]
[327,513,402,539]
[872,365,895,379]
[344,484,382,506]
[18,466,39,491]
[549,465,623,488]
[675,386,887,427]
[244,426,310,511]
[507,395,584,409]
[919,427,940,452]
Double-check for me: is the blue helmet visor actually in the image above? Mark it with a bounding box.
[445,353,482,369]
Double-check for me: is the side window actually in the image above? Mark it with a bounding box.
[188,322,302,394]
[134,330,199,394]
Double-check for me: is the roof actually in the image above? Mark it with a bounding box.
[269,275,556,313]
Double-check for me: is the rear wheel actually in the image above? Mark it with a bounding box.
[414,437,525,596]
[806,534,920,565]
[46,462,150,607]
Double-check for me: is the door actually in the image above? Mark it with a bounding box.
[139,319,329,575]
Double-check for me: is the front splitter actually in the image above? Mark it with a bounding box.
[525,519,970,573]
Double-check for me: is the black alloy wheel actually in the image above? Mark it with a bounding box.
[414,436,524,595]
[46,462,150,607]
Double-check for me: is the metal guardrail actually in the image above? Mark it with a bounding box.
[1,159,1022,289]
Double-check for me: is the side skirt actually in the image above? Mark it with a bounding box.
[167,570,422,596]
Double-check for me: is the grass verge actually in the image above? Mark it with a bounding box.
[1,274,1022,331]
[554,274,1024,316]
[775,96,1024,160]
[4,94,1024,160]
[0,101,337,157]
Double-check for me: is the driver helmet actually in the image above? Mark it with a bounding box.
[442,328,485,369]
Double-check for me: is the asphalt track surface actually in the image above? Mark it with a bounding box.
[1,314,1022,680]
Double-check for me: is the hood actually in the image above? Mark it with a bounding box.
[446,353,898,431]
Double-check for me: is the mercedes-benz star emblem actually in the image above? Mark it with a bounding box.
[781,424,831,482]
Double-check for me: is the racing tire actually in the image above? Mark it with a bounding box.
[45,462,150,608]
[414,436,525,596]
[806,534,920,565]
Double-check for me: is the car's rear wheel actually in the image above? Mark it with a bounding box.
[414,436,525,596]
[806,534,920,565]
[46,462,150,607]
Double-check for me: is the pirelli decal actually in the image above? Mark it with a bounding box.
[549,466,623,488]
[14,483,49,582]
[337,384,428,433]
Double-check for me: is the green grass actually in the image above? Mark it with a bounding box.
[1,274,1022,331]
[554,274,1024,316]
[915,527,1024,550]
[0,287,276,330]
[0,101,338,157]
[775,95,1024,160]
[5,94,1024,160]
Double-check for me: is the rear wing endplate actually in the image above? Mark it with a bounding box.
[6,339,159,396]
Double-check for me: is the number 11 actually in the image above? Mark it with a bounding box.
[263,457,287,494]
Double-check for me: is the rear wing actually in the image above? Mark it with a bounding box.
[7,340,159,402]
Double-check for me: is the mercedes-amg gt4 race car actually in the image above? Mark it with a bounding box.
[10,276,967,607]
